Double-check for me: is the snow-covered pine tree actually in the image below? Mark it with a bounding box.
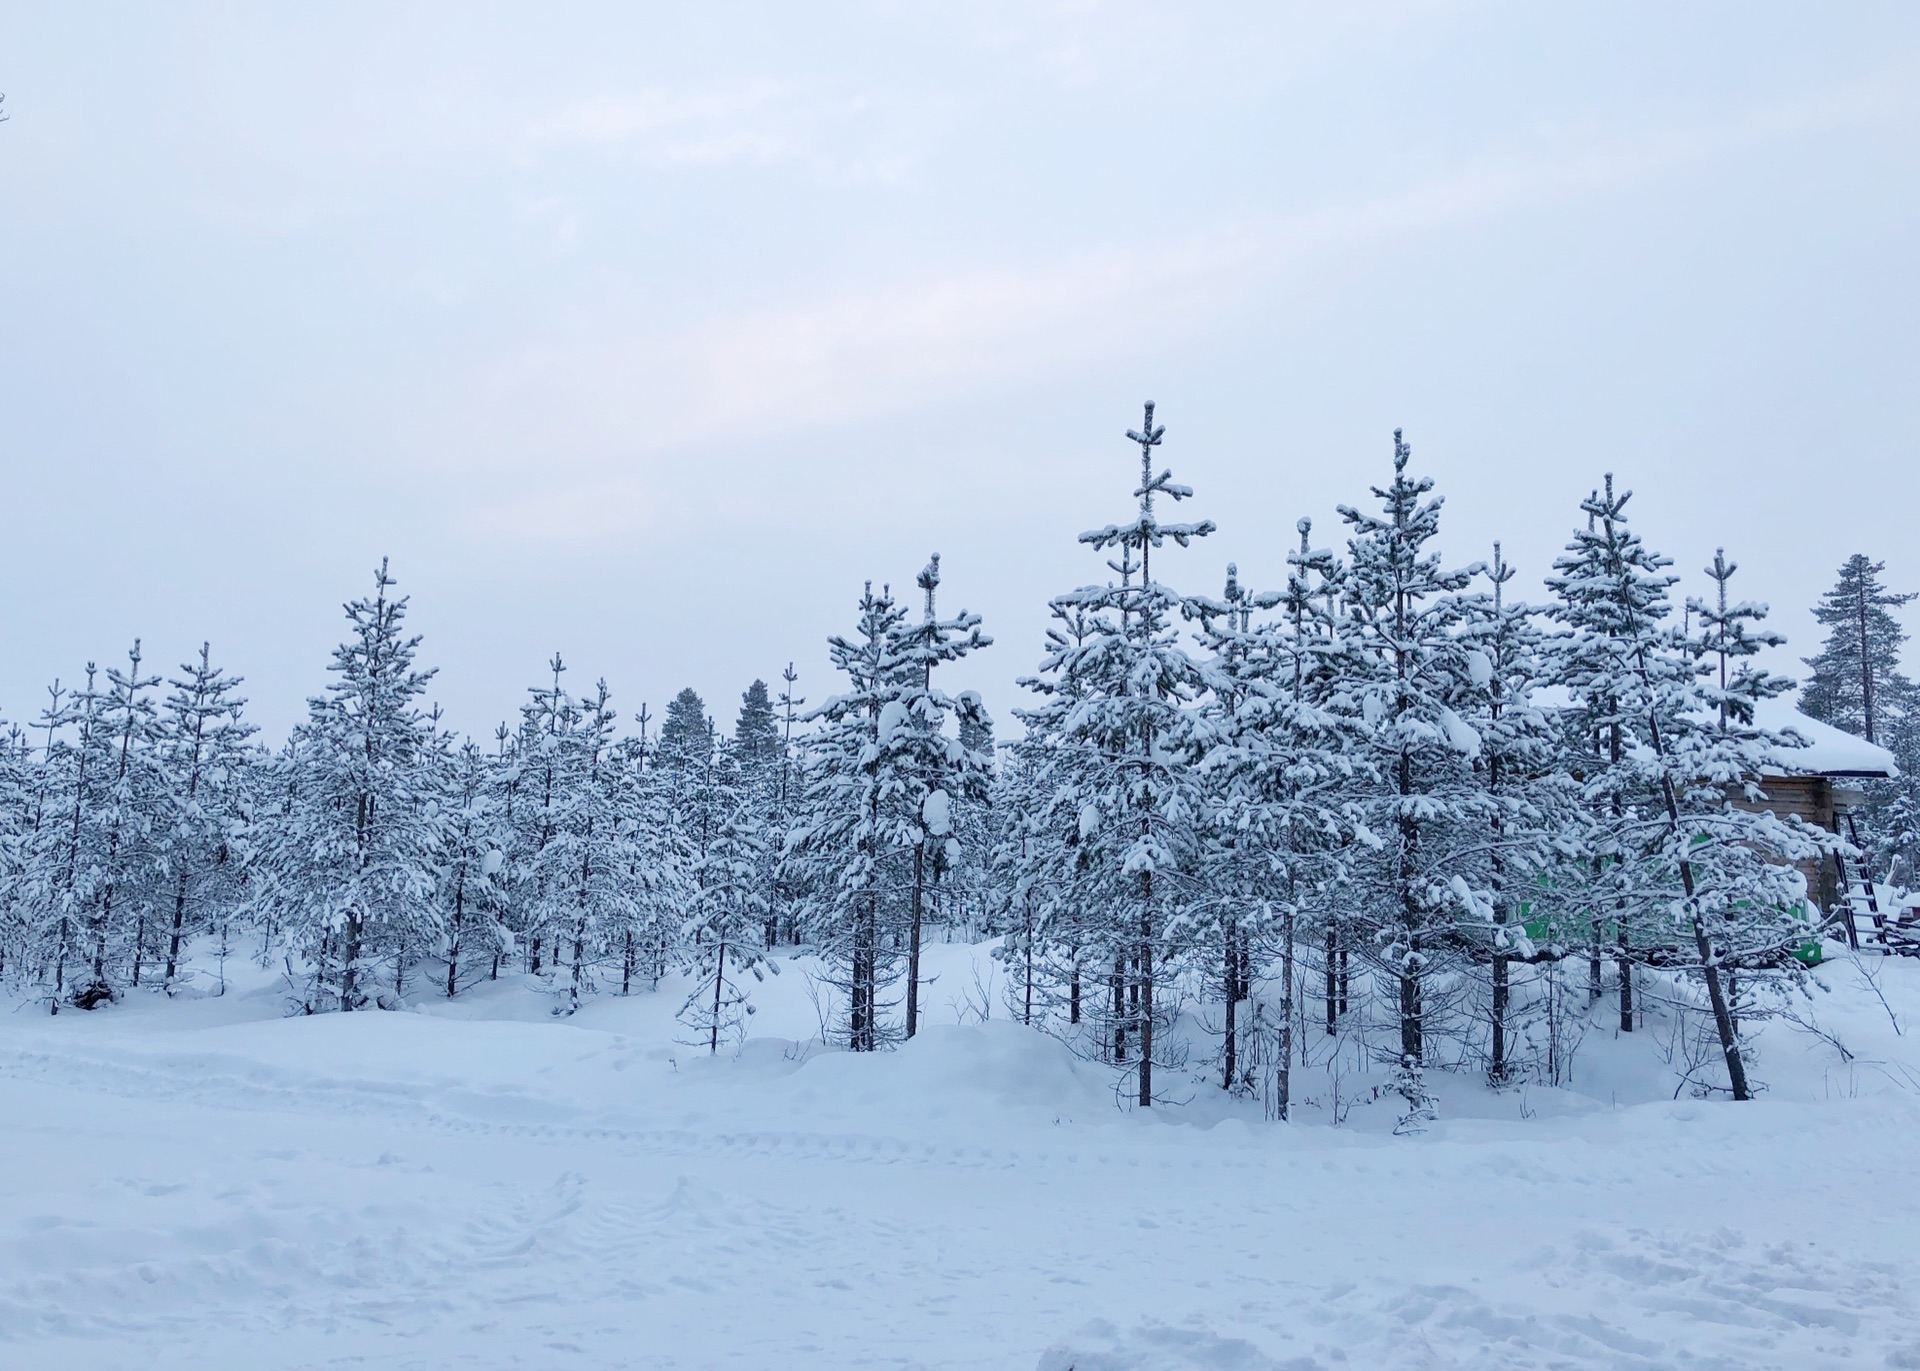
[623,725,692,994]
[1459,545,1572,1085]
[1694,549,1787,732]
[1001,596,1106,1033]
[889,553,993,1038]
[77,642,164,1001]
[677,740,774,1051]
[154,643,256,994]
[18,674,93,1006]
[1022,402,1217,1107]
[987,744,1044,1026]
[260,561,448,1012]
[768,663,807,946]
[731,679,785,948]
[505,654,573,975]
[1336,430,1489,1121]
[786,581,912,1051]
[534,679,645,1015]
[1548,481,1671,1024]
[1259,520,1362,1045]
[1550,482,1824,1099]
[440,735,510,997]
[1194,535,1359,1114]
[790,586,901,1048]
[945,690,999,942]
[12,657,152,1008]
[0,718,38,985]
[1277,520,1362,1052]
[1190,564,1272,1096]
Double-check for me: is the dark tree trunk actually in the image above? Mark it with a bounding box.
[1490,926,1509,1085]
[1222,951,1237,1092]
[1137,900,1154,1108]
[1278,909,1296,1120]
[905,843,925,1038]
[1618,926,1633,1032]
[165,871,190,993]
[1325,925,1339,1035]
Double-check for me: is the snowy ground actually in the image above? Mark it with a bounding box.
[4,942,1920,1370]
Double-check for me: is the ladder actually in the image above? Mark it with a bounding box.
[1834,813,1913,955]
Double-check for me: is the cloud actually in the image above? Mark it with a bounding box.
[514,82,911,182]
[424,57,1920,546]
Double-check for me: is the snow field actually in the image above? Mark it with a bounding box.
[3,938,1919,1370]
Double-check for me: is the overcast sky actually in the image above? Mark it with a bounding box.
[3,2,1918,740]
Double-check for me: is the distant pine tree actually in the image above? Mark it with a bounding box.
[660,688,713,768]
[1799,555,1920,882]
[733,680,779,763]
[1799,554,1915,746]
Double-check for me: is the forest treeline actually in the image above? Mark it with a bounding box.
[4,405,1917,1121]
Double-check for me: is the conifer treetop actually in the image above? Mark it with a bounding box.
[1079,401,1217,560]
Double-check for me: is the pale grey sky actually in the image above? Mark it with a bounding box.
[3,2,1917,738]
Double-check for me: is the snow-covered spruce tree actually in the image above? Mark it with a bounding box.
[259,561,448,1012]
[1020,402,1216,1107]
[1192,534,1360,1115]
[677,740,774,1051]
[154,643,256,994]
[439,735,510,997]
[1798,554,1920,879]
[785,582,911,1051]
[890,554,993,1038]
[1335,430,1490,1125]
[1550,481,1824,1099]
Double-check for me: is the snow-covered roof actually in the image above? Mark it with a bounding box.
[1755,697,1899,778]
[1519,687,1897,778]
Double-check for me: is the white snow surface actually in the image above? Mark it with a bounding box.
[5,942,1920,1369]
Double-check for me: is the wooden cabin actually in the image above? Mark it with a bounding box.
[1729,700,1899,925]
